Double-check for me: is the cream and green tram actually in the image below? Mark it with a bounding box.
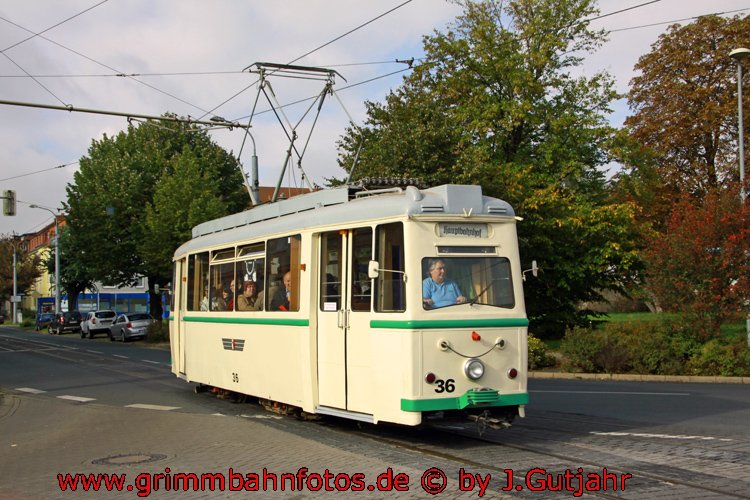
[170,184,529,426]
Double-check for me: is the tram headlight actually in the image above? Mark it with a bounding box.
[463,358,485,380]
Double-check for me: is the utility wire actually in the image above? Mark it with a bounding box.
[583,0,663,24]
[287,0,414,65]
[201,0,416,120]
[608,7,750,33]
[0,162,78,183]
[1,0,109,53]
[0,15,216,117]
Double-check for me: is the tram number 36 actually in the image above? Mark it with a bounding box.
[232,372,239,383]
[434,378,455,393]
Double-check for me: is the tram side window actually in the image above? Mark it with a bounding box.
[236,242,265,311]
[374,222,405,312]
[187,252,209,311]
[209,248,235,311]
[265,235,301,312]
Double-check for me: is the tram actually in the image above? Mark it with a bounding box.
[169,182,529,427]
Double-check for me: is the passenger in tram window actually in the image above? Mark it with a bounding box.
[237,281,261,311]
[200,294,209,311]
[270,271,292,311]
[422,258,466,309]
[211,286,227,311]
[226,283,234,311]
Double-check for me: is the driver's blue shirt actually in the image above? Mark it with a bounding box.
[423,278,463,308]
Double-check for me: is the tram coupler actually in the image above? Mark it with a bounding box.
[468,410,513,433]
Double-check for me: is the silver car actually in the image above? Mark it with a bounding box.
[80,310,117,339]
[109,313,154,342]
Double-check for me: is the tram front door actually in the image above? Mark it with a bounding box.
[316,228,373,414]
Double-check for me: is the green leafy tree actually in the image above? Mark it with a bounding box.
[337,0,642,337]
[625,15,750,202]
[65,117,248,319]
[643,186,750,338]
[0,236,42,304]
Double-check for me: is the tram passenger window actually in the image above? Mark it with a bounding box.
[187,252,209,311]
[374,222,405,312]
[209,248,235,311]
[266,235,301,312]
[236,243,265,311]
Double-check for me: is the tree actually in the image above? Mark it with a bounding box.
[643,186,750,338]
[65,117,249,319]
[0,236,42,304]
[43,226,96,312]
[625,15,750,202]
[337,0,642,337]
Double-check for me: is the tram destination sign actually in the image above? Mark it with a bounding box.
[438,223,488,238]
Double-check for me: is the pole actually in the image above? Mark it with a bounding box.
[738,61,746,202]
[12,246,17,324]
[53,216,60,314]
[736,56,750,347]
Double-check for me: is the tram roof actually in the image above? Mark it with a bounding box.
[175,184,515,256]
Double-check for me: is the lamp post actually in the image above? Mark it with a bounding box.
[730,48,750,347]
[30,205,60,315]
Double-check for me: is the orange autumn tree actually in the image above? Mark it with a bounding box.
[644,187,750,338]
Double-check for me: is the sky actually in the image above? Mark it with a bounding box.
[0,0,748,238]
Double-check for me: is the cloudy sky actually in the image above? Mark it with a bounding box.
[0,0,748,237]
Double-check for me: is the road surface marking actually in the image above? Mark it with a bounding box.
[590,431,732,441]
[113,354,129,359]
[125,404,180,411]
[86,350,103,354]
[141,360,160,364]
[532,390,690,396]
[16,387,46,394]
[57,395,96,402]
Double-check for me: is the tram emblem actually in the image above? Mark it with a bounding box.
[222,338,245,351]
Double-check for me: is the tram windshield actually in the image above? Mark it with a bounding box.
[421,257,514,309]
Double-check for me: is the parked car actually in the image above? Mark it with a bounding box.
[109,313,154,342]
[48,311,83,335]
[35,312,55,331]
[80,310,117,339]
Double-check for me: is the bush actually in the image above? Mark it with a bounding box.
[560,326,606,373]
[687,339,750,376]
[560,318,702,375]
[146,320,169,343]
[528,334,556,370]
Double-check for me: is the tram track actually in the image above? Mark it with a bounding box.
[327,417,750,499]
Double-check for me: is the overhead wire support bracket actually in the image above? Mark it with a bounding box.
[0,98,249,129]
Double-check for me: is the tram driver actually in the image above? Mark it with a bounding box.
[422,258,467,308]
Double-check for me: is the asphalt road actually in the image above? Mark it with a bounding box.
[2,325,749,499]
[2,326,749,435]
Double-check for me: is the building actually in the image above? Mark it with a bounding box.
[20,217,150,315]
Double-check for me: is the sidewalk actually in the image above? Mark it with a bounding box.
[530,370,750,384]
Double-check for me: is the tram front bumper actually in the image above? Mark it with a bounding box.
[400,389,529,412]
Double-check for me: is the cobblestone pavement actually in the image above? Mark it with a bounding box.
[2,389,749,499]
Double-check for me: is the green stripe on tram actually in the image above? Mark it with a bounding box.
[371,318,528,329]
[401,391,529,412]
[183,316,309,327]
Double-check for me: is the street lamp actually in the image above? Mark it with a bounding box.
[29,205,60,315]
[730,47,750,347]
